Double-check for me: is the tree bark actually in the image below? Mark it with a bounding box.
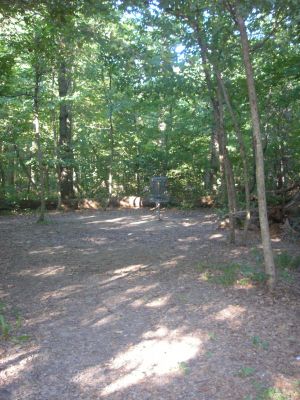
[195,24,237,242]
[233,4,276,290]
[58,59,74,200]
[216,82,237,243]
[51,71,62,209]
[215,69,251,241]
[108,70,114,199]
[33,64,46,222]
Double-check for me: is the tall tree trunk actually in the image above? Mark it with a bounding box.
[233,4,276,290]
[216,83,237,243]
[58,59,74,200]
[195,25,237,242]
[51,71,62,209]
[33,65,46,222]
[215,69,251,241]
[208,128,219,193]
[7,144,15,188]
[108,70,115,200]
[0,144,6,198]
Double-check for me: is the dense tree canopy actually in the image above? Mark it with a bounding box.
[1,0,298,202]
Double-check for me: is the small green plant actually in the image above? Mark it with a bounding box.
[178,361,190,375]
[251,335,269,350]
[259,387,290,400]
[238,366,256,378]
[0,314,11,339]
[279,269,293,283]
[275,252,300,271]
[179,200,195,210]
[196,262,207,272]
[251,248,264,264]
[196,261,268,287]
[208,332,217,340]
[209,263,239,286]
[205,350,213,358]
[239,277,252,286]
[294,380,300,396]
[0,302,29,342]
[12,334,31,343]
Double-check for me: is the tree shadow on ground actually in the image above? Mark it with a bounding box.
[0,210,299,400]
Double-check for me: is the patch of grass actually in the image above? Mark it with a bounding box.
[294,380,300,397]
[279,269,293,283]
[209,263,239,286]
[178,361,190,375]
[0,302,29,343]
[251,335,269,350]
[237,366,256,378]
[196,261,267,287]
[251,248,264,264]
[240,265,267,283]
[259,387,291,400]
[275,252,300,271]
[12,334,31,343]
[0,314,11,339]
[247,381,291,400]
[208,332,217,340]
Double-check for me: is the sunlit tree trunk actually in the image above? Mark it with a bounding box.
[0,145,5,197]
[233,3,276,290]
[196,28,237,242]
[215,69,251,241]
[108,70,115,200]
[51,71,62,209]
[33,64,46,222]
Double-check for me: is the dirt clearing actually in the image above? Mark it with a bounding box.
[0,209,299,400]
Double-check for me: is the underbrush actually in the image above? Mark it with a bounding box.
[0,302,30,343]
[196,250,300,287]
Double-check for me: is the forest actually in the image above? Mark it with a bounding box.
[1,0,299,288]
[1,2,300,399]
[0,0,298,205]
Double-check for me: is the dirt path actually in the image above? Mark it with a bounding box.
[0,209,299,400]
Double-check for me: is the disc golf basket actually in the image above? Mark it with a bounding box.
[150,176,168,220]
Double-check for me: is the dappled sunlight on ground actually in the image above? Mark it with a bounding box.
[40,284,83,301]
[178,236,200,242]
[0,209,299,400]
[214,305,246,329]
[17,265,66,277]
[209,233,224,240]
[0,347,40,384]
[71,327,203,397]
[145,294,171,308]
[29,246,65,255]
[111,264,151,276]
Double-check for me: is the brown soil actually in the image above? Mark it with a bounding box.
[0,209,299,400]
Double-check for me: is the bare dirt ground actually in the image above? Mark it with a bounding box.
[0,209,299,400]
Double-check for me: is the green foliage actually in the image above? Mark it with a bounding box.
[178,361,190,375]
[275,252,300,271]
[237,366,256,378]
[196,262,267,287]
[0,314,11,340]
[258,387,291,400]
[0,0,299,214]
[0,302,30,343]
[251,336,269,351]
